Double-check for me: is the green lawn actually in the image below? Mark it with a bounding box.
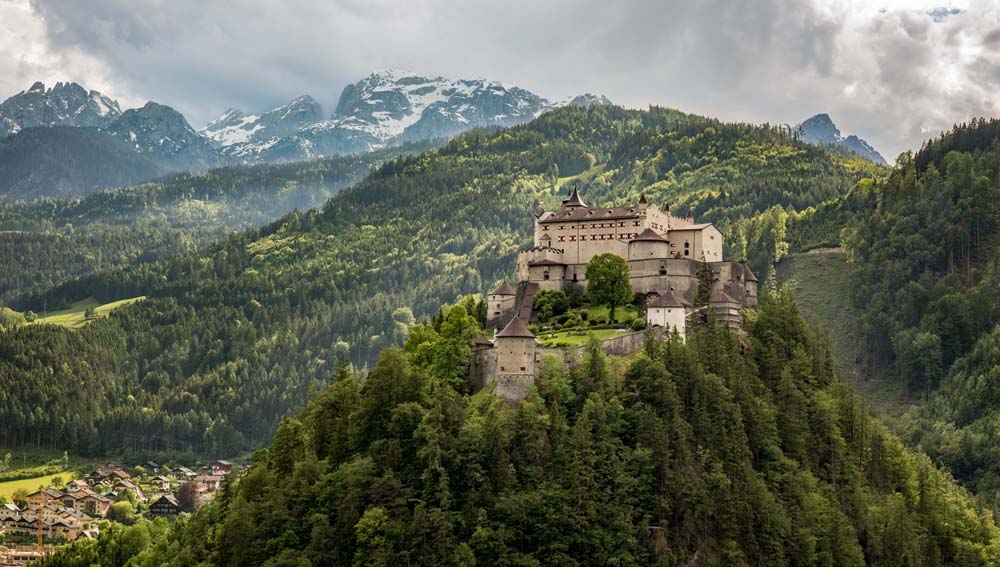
[31,296,146,329]
[0,471,74,500]
[582,304,638,322]
[537,328,632,348]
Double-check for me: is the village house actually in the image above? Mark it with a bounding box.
[149,495,181,517]
[207,460,232,476]
[195,474,223,493]
[150,475,171,491]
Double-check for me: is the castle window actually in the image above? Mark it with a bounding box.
[520,367,526,372]
[543,272,549,280]
[684,250,690,256]
[494,311,500,316]
[558,225,564,230]
[634,221,641,227]
[543,226,549,231]
[558,236,565,242]
[684,242,690,248]
[569,236,576,242]
[659,266,666,275]
[619,222,625,227]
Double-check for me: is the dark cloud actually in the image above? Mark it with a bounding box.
[7,0,994,158]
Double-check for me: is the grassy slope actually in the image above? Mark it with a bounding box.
[0,471,75,500]
[777,250,909,416]
[30,296,145,329]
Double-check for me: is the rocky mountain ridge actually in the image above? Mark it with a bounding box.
[797,113,887,165]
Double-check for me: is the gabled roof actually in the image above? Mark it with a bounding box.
[152,495,179,507]
[472,334,493,347]
[561,186,588,208]
[648,291,691,308]
[710,291,739,304]
[489,281,516,296]
[638,193,647,204]
[538,206,642,223]
[495,316,535,339]
[631,228,666,242]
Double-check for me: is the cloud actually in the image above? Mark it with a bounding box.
[1,0,995,158]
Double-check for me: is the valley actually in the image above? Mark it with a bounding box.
[3,74,1000,567]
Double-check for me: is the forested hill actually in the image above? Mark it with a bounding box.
[0,140,437,303]
[773,118,1000,504]
[36,291,1000,566]
[0,105,878,458]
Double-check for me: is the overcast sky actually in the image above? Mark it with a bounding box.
[0,0,995,159]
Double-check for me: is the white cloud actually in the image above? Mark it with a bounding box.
[0,0,997,159]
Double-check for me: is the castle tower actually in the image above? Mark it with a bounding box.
[486,281,517,329]
[491,316,536,402]
[646,290,691,340]
[628,227,669,260]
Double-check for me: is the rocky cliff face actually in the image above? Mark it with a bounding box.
[797,113,887,165]
[0,81,122,136]
[109,102,221,171]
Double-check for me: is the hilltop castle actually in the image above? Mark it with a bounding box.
[473,187,758,401]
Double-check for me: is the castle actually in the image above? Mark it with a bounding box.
[472,187,758,401]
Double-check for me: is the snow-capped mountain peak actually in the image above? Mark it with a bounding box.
[196,70,613,164]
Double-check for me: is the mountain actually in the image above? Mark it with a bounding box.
[0,139,438,302]
[797,113,887,165]
[201,95,324,159]
[0,81,121,137]
[567,92,614,107]
[108,102,222,171]
[0,104,880,459]
[0,126,166,201]
[203,70,612,163]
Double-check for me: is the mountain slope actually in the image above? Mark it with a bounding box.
[0,139,438,302]
[0,105,876,458]
[0,126,166,200]
[798,113,887,165]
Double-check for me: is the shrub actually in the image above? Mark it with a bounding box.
[631,318,647,331]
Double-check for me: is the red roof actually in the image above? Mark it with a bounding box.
[495,316,535,339]
[472,334,493,346]
[490,281,516,295]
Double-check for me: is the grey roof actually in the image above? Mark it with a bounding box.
[472,334,493,346]
[710,290,739,304]
[741,262,758,282]
[631,228,666,242]
[648,291,691,308]
[528,259,566,266]
[562,186,588,208]
[495,316,535,339]
[490,281,516,295]
[539,205,641,223]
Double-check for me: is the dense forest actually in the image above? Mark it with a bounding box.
[0,105,876,458]
[0,141,436,302]
[35,290,1000,566]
